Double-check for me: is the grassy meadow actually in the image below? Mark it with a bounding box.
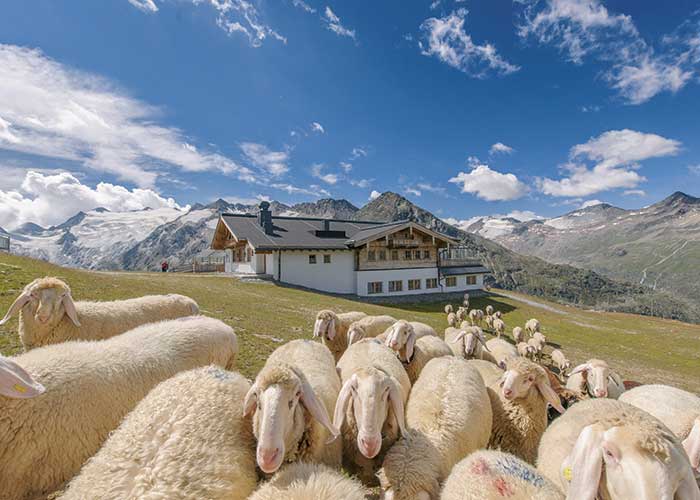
[1,252,698,391]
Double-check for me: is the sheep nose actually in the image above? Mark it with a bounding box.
[257,447,281,473]
[594,389,607,398]
[359,436,381,458]
[36,315,50,324]
[503,388,514,399]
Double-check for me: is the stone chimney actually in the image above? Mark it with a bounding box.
[258,201,274,235]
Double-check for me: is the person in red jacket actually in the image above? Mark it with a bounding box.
[161,261,169,273]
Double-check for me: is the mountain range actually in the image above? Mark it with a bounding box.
[2,192,696,323]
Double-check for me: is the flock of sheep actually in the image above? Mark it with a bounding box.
[0,277,699,499]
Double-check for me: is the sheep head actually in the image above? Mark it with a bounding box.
[683,418,700,471]
[569,359,613,398]
[500,358,564,414]
[333,367,407,459]
[0,355,45,399]
[346,324,366,346]
[451,327,488,357]
[384,321,415,362]
[244,364,338,473]
[312,310,337,342]
[0,277,80,329]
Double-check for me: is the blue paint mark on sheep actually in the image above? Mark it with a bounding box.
[493,456,545,487]
[206,367,232,381]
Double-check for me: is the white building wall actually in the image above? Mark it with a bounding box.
[279,250,356,294]
[265,253,276,278]
[357,268,485,297]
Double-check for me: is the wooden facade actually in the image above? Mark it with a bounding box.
[356,227,449,271]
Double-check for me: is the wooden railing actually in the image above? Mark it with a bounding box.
[438,247,482,268]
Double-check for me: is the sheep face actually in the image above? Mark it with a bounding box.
[0,278,80,329]
[0,356,45,399]
[500,363,564,413]
[346,324,366,346]
[565,424,698,500]
[312,311,336,341]
[384,322,415,362]
[333,369,406,459]
[452,328,488,358]
[570,361,612,398]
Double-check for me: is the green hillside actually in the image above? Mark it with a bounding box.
[1,253,698,391]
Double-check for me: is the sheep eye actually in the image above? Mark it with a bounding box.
[288,399,294,409]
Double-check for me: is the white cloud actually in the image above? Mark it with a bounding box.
[0,170,187,230]
[404,186,422,197]
[311,122,325,134]
[350,147,368,159]
[128,0,158,12]
[349,178,371,188]
[271,183,330,197]
[240,142,289,177]
[310,163,339,185]
[416,182,447,195]
[579,199,604,209]
[324,6,356,40]
[538,129,681,197]
[419,9,520,78]
[490,142,515,155]
[580,105,601,113]
[607,55,692,105]
[369,190,381,201]
[340,162,353,173]
[507,210,543,221]
[623,189,646,196]
[0,45,255,188]
[449,160,528,201]
[292,0,316,14]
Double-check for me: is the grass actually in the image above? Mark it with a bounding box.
[1,252,699,391]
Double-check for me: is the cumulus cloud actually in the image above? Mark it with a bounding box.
[419,9,520,78]
[490,142,515,155]
[240,142,289,177]
[324,6,356,40]
[0,170,187,230]
[449,159,528,201]
[0,45,255,188]
[311,122,325,134]
[538,129,681,197]
[579,199,604,209]
[310,163,339,185]
[369,190,381,201]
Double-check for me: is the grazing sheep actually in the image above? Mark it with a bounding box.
[401,335,452,384]
[312,310,367,362]
[466,359,505,388]
[565,359,625,399]
[446,326,489,360]
[494,310,502,319]
[1,277,199,350]
[456,307,468,323]
[378,357,492,500]
[334,339,411,484]
[517,341,537,360]
[485,305,494,316]
[533,331,547,346]
[59,366,256,500]
[527,337,544,362]
[446,312,458,328]
[525,318,540,336]
[346,315,397,346]
[620,384,700,472]
[487,357,564,464]
[550,349,571,376]
[483,338,518,368]
[469,309,484,327]
[484,314,494,331]
[444,304,454,315]
[0,316,238,500]
[513,326,525,344]
[244,340,341,473]
[492,318,506,339]
[537,398,700,499]
[378,320,437,363]
[248,462,366,500]
[441,450,565,500]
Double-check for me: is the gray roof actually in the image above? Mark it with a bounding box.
[345,220,457,247]
[439,266,490,276]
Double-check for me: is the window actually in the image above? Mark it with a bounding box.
[423,250,431,260]
[408,279,421,291]
[308,254,317,264]
[323,254,331,264]
[466,275,476,285]
[378,250,387,261]
[426,278,438,289]
[391,250,399,260]
[388,280,403,292]
[446,276,457,287]
[405,250,412,260]
[367,281,383,294]
[368,250,376,262]
[414,250,421,260]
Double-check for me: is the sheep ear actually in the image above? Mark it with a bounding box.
[565,424,605,500]
[569,364,590,376]
[61,292,81,327]
[682,419,700,470]
[388,376,407,438]
[347,327,363,346]
[0,356,45,399]
[333,375,355,433]
[536,377,565,414]
[327,318,337,341]
[477,334,490,351]
[384,324,397,348]
[243,383,258,417]
[0,291,32,325]
[312,318,324,338]
[299,377,339,441]
[404,331,416,363]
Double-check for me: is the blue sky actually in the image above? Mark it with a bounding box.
[1,0,699,229]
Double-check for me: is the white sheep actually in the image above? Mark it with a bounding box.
[378,320,437,363]
[244,339,341,473]
[483,338,518,368]
[59,366,256,500]
[469,309,484,327]
[484,314,495,331]
[550,349,571,376]
[248,462,366,500]
[494,310,502,319]
[620,384,700,472]
[334,339,411,484]
[444,304,454,315]
[537,398,700,499]
[456,307,468,323]
[525,318,540,336]
[378,357,493,500]
[485,305,494,316]
[1,277,199,350]
[466,359,505,388]
[487,357,564,464]
[517,341,537,360]
[446,312,458,328]
[441,450,565,500]
[312,309,367,362]
[527,337,544,362]
[565,358,625,399]
[0,316,238,500]
[346,315,397,346]
[492,318,506,338]
[446,326,489,360]
[401,334,453,384]
[512,326,525,344]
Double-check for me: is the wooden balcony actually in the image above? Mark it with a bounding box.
[438,247,482,268]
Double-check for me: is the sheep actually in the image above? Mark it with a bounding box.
[1,277,199,350]
[513,326,525,343]
[483,338,518,368]
[378,320,437,363]
[334,339,411,484]
[466,359,505,388]
[550,349,571,376]
[484,314,494,331]
[492,318,506,338]
[401,335,453,384]
[485,305,494,316]
[463,292,470,308]
[565,358,625,399]
[445,326,489,360]
[525,318,540,336]
[248,462,366,500]
[446,312,458,328]
[456,307,468,323]
[527,337,545,362]
[244,339,341,473]
[346,315,397,346]
[441,450,565,500]
[0,316,238,500]
[312,310,367,362]
[469,309,484,326]
[59,366,256,500]
[537,398,700,499]
[444,304,454,315]
[517,341,537,360]
[487,357,565,464]
[494,310,502,319]
[620,384,700,472]
[378,357,492,500]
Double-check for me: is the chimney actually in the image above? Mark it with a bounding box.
[258,201,274,235]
